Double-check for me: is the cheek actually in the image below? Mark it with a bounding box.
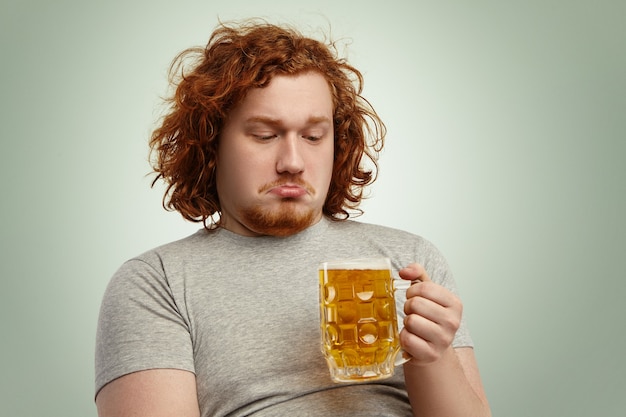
[222,156,274,198]
[221,165,253,191]
[218,145,260,184]
[319,147,335,181]
[308,151,334,193]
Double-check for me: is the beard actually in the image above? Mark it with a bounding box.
[240,200,318,237]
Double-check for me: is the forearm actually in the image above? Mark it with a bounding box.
[404,347,491,417]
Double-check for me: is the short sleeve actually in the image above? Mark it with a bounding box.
[95,256,195,396]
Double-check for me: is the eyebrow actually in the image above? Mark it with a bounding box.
[244,116,332,127]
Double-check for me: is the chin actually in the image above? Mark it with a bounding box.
[241,203,318,237]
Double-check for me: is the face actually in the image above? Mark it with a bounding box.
[216,71,335,237]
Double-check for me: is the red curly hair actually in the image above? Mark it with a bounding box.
[149,20,386,228]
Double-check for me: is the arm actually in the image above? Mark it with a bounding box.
[95,257,199,416]
[96,369,201,417]
[399,264,491,417]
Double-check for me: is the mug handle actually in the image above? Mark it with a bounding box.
[392,278,420,366]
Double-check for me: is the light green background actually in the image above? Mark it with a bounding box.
[1,1,624,416]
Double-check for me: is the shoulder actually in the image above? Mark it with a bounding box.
[123,229,212,265]
[325,218,448,272]
[105,229,211,289]
[327,219,434,247]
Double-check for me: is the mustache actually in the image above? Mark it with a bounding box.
[258,176,315,195]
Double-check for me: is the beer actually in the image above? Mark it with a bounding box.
[319,258,404,382]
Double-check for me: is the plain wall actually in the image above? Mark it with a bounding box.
[1,1,624,416]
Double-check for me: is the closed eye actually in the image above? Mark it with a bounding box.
[253,133,277,140]
[302,129,328,142]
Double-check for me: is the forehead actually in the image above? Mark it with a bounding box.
[231,72,334,121]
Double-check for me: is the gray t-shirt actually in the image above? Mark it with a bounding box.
[95,218,473,416]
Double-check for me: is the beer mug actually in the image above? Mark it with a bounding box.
[319,257,411,383]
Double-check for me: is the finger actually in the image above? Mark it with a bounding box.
[404,294,462,331]
[399,327,439,364]
[398,263,431,283]
[403,311,451,346]
[407,281,460,309]
[400,327,454,366]
[403,292,442,319]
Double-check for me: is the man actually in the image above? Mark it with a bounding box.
[95,20,491,417]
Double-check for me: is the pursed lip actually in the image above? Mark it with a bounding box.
[268,184,309,198]
[259,178,314,199]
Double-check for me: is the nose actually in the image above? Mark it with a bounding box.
[276,134,305,174]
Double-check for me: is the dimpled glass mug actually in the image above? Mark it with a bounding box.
[319,258,411,383]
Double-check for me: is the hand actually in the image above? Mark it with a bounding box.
[398,263,463,366]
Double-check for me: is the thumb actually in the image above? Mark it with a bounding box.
[398,263,431,283]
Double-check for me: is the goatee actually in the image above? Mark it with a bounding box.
[240,201,317,237]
